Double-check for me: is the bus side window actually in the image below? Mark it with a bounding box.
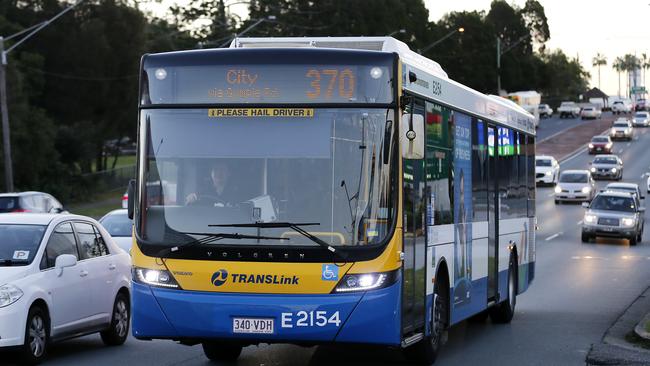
[425,101,453,225]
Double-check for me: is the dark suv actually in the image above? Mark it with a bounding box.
[0,192,65,213]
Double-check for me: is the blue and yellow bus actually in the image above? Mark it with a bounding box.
[129,37,536,363]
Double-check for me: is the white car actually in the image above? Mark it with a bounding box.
[610,119,634,140]
[554,170,596,203]
[535,155,560,185]
[612,100,633,114]
[580,106,602,119]
[647,175,650,194]
[538,104,553,118]
[633,112,650,127]
[99,209,133,253]
[0,214,131,363]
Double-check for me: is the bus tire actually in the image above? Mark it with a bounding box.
[489,255,517,324]
[404,277,448,364]
[202,341,242,362]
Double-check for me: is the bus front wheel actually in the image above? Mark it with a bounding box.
[404,280,448,364]
[202,341,242,362]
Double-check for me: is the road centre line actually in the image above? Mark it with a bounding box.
[545,232,563,241]
[547,192,555,197]
[618,148,624,153]
[577,220,583,225]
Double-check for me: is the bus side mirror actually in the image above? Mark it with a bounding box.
[127,179,136,220]
[400,113,424,160]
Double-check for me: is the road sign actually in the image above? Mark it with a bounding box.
[631,86,646,94]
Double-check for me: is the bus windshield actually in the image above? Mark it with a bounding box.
[138,108,395,248]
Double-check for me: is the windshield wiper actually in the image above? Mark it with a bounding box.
[157,232,289,257]
[209,222,348,261]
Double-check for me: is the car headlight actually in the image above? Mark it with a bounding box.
[606,143,613,148]
[545,171,552,176]
[590,167,596,172]
[621,218,636,227]
[581,186,591,194]
[588,143,594,148]
[0,284,23,308]
[554,186,562,193]
[334,271,397,293]
[133,267,180,289]
[611,168,617,173]
[584,214,597,224]
[610,129,616,134]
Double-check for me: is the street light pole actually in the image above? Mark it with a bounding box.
[496,33,530,94]
[388,29,406,37]
[418,27,464,54]
[0,37,13,192]
[0,0,84,192]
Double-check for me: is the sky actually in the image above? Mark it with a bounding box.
[144,0,650,97]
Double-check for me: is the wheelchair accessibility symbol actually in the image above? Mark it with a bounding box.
[321,264,338,281]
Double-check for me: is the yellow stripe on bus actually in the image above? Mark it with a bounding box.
[208,108,314,118]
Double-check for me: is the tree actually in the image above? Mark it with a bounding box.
[613,57,624,97]
[592,53,607,90]
[620,54,640,98]
[641,53,649,90]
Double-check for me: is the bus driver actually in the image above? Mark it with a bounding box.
[185,161,238,207]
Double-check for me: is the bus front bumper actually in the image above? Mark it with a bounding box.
[131,281,401,346]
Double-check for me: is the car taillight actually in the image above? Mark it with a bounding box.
[11,209,29,213]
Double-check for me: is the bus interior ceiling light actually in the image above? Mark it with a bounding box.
[370,67,383,79]
[155,68,167,80]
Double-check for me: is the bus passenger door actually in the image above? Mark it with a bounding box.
[402,158,427,335]
[487,125,499,301]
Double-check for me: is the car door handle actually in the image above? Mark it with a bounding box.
[108,264,117,270]
[80,270,89,277]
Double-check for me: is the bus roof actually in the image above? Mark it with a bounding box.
[232,36,536,135]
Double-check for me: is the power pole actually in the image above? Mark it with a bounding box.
[0,37,13,192]
[0,0,83,192]
[496,37,501,94]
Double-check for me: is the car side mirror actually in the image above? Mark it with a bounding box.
[400,113,424,160]
[127,179,136,220]
[55,254,77,277]
[581,202,590,208]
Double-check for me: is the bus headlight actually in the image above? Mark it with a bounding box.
[134,267,180,289]
[0,284,23,308]
[333,271,396,293]
[621,218,636,227]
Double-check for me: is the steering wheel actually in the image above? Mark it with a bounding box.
[187,194,226,206]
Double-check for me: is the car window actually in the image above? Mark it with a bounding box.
[591,195,636,212]
[74,222,109,259]
[559,173,588,183]
[613,122,628,127]
[93,225,111,255]
[0,224,46,266]
[0,197,18,213]
[44,222,78,269]
[592,137,608,143]
[594,157,617,164]
[100,213,133,237]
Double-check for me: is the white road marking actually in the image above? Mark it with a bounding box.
[618,148,624,153]
[545,232,563,241]
[627,142,631,146]
[577,220,583,225]
[547,192,555,197]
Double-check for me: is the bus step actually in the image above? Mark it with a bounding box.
[401,333,424,348]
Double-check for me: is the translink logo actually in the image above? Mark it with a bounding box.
[211,269,300,286]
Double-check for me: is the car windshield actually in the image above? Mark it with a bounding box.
[100,213,133,237]
[0,197,18,213]
[560,173,588,183]
[594,157,617,164]
[635,113,647,118]
[0,224,46,266]
[607,186,635,193]
[536,159,552,167]
[138,108,395,248]
[614,122,628,127]
[583,107,593,111]
[592,137,608,143]
[590,195,636,212]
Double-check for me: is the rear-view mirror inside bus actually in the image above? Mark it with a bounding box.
[400,113,424,160]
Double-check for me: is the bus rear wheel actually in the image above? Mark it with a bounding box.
[404,281,448,364]
[202,341,242,362]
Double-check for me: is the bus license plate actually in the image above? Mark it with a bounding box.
[232,318,274,334]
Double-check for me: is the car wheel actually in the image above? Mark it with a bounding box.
[555,200,560,204]
[202,342,243,361]
[630,236,638,246]
[637,230,642,243]
[404,279,448,364]
[100,292,130,346]
[581,233,591,243]
[490,255,517,323]
[20,306,49,365]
